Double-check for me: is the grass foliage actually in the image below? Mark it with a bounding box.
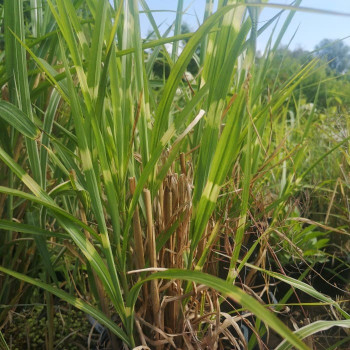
[0,0,349,349]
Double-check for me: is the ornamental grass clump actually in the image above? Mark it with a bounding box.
[0,0,349,349]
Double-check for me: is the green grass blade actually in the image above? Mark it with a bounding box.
[0,186,99,242]
[0,265,131,347]
[87,0,107,104]
[245,263,350,319]
[151,4,239,152]
[4,0,42,185]
[0,101,40,139]
[40,89,60,190]
[0,330,9,350]
[0,220,69,240]
[172,0,183,62]
[276,320,350,350]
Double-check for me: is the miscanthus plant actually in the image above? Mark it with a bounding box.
[0,0,349,349]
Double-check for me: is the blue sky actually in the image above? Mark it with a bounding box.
[138,0,350,52]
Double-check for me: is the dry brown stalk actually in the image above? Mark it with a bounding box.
[180,152,187,175]
[177,174,187,269]
[143,189,161,333]
[163,178,173,268]
[170,174,179,268]
[158,182,164,232]
[0,191,7,219]
[135,318,148,348]
[129,177,146,270]
[163,176,178,334]
[135,314,177,348]
[129,177,148,312]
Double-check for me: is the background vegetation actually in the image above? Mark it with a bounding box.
[0,0,349,349]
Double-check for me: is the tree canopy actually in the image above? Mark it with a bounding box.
[315,38,350,74]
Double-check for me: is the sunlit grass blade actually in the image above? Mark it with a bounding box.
[151,4,240,152]
[172,0,183,62]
